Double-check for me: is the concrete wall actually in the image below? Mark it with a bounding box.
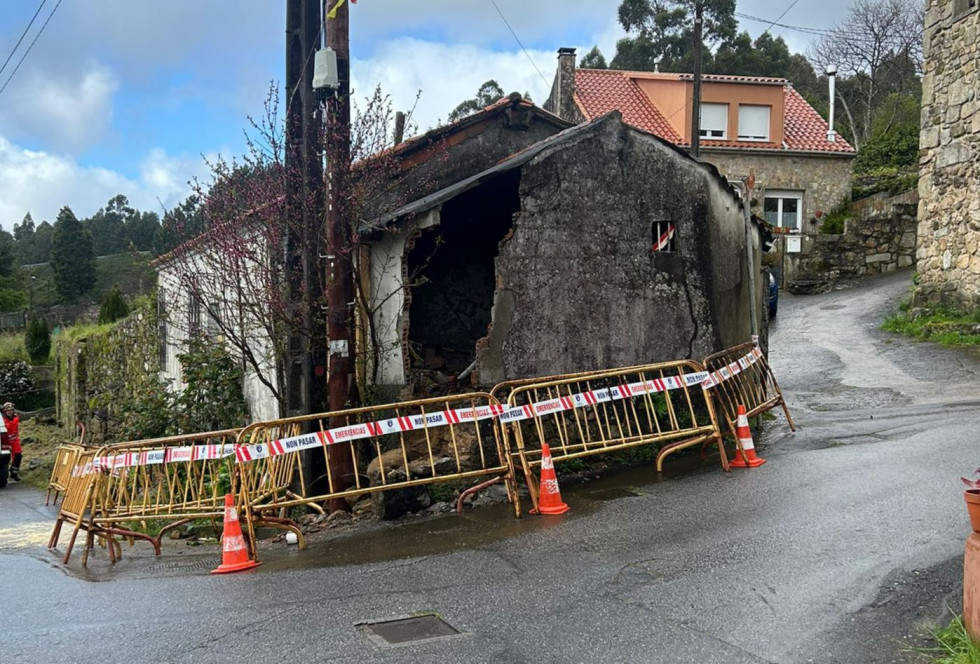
[917,0,980,307]
[475,115,751,383]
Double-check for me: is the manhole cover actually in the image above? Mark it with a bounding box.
[358,614,460,646]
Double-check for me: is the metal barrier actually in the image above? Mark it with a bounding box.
[48,448,103,565]
[48,429,304,565]
[702,342,796,436]
[498,360,725,514]
[46,422,87,506]
[235,392,519,547]
[46,444,85,506]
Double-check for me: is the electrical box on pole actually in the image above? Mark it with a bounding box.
[313,48,339,89]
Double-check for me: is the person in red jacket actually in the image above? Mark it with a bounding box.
[3,402,21,481]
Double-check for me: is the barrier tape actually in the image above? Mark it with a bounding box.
[701,347,762,388]
[72,364,746,475]
[235,370,713,463]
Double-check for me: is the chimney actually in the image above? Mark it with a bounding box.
[545,47,578,122]
[393,111,406,145]
[825,65,837,143]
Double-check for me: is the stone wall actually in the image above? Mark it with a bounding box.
[475,114,754,383]
[704,150,854,237]
[787,192,918,290]
[55,302,159,444]
[917,0,980,307]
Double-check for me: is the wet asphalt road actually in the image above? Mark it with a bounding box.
[2,268,976,663]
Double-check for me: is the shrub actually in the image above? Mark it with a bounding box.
[176,338,248,433]
[24,315,51,364]
[98,285,130,324]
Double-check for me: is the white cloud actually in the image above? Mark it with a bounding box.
[0,62,118,153]
[353,39,566,132]
[0,137,215,228]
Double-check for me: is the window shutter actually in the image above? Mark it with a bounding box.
[738,105,770,141]
[699,103,728,138]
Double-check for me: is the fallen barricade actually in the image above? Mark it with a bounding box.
[702,342,796,437]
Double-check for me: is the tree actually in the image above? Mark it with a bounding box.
[24,315,50,364]
[448,80,505,123]
[809,0,923,150]
[0,232,24,311]
[29,221,54,265]
[154,195,204,256]
[13,213,34,242]
[611,0,737,72]
[50,206,96,302]
[98,285,130,324]
[579,46,608,69]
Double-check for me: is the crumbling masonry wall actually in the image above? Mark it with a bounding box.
[917,0,980,307]
[476,116,749,383]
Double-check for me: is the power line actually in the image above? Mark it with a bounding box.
[489,0,551,91]
[0,0,63,99]
[0,0,48,80]
[734,12,831,36]
[762,0,801,35]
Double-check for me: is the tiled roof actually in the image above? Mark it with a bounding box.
[573,68,854,155]
[782,86,855,153]
[573,69,683,144]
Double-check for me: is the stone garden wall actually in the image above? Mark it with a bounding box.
[785,191,918,292]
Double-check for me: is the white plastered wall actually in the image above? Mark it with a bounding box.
[367,208,440,385]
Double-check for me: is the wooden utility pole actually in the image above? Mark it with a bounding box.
[284,0,323,418]
[690,0,703,160]
[323,0,355,503]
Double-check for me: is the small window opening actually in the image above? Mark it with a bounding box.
[954,0,977,17]
[652,221,676,253]
[187,293,202,337]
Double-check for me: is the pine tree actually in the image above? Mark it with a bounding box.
[50,206,96,302]
[25,315,51,364]
[98,285,130,324]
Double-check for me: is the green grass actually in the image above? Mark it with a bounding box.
[0,333,28,362]
[922,615,980,663]
[883,307,980,347]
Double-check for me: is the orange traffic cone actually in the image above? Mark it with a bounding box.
[530,443,570,515]
[211,494,262,574]
[730,404,766,468]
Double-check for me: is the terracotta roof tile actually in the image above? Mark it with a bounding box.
[573,69,683,144]
[782,86,854,153]
[573,68,854,155]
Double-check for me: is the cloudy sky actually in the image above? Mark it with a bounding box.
[0,0,849,229]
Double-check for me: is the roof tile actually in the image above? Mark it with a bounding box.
[573,69,683,144]
[573,69,854,155]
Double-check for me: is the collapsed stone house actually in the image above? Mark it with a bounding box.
[917,0,980,307]
[156,95,766,417]
[543,48,855,287]
[361,98,766,393]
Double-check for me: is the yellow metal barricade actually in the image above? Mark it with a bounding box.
[46,444,85,506]
[49,429,300,565]
[499,360,726,514]
[235,392,519,546]
[702,342,796,436]
[48,448,102,565]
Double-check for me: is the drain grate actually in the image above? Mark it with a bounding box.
[358,614,460,646]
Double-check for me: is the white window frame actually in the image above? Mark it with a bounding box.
[737,104,770,142]
[764,190,803,231]
[699,103,728,139]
